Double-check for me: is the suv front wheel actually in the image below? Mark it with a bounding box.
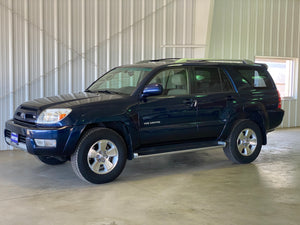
[223,120,262,164]
[71,128,127,184]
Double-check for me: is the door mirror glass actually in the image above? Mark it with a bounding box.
[142,83,163,97]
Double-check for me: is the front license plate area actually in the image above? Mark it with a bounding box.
[11,132,19,144]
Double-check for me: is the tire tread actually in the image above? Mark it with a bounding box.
[71,127,127,184]
[223,120,262,164]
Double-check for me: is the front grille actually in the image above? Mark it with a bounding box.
[4,129,11,138]
[19,135,26,143]
[14,106,38,124]
[4,130,26,144]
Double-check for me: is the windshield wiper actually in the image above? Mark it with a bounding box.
[96,90,121,95]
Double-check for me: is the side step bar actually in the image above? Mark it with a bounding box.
[134,141,226,159]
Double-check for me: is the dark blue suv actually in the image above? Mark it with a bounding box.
[4,59,284,184]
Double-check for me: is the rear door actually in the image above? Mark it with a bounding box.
[191,67,238,138]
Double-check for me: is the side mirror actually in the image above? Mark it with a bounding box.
[142,83,163,97]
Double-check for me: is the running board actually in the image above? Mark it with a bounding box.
[134,141,226,158]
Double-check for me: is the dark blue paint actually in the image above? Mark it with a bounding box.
[4,61,284,159]
[142,83,163,97]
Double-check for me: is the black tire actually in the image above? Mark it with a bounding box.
[223,120,262,164]
[71,128,127,184]
[36,155,68,165]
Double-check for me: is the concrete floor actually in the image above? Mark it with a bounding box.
[0,128,299,225]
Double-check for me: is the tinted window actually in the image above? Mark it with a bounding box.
[149,68,189,96]
[219,69,234,92]
[192,68,233,94]
[236,68,273,89]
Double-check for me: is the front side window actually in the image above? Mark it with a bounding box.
[149,68,189,96]
[87,67,152,95]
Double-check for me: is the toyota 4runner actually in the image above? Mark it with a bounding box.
[4,59,284,184]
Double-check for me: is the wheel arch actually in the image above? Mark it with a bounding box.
[219,110,267,145]
[76,121,135,160]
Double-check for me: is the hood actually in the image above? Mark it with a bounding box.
[14,92,130,125]
[20,92,126,111]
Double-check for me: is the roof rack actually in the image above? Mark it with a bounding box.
[205,59,254,64]
[175,58,254,64]
[136,58,180,64]
[135,58,256,66]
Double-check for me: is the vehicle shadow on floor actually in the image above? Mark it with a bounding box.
[0,148,245,191]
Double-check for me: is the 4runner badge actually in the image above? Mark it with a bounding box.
[144,121,161,125]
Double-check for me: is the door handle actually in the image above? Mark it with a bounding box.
[183,99,197,108]
[192,99,198,107]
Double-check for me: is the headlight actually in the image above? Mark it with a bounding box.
[37,108,72,124]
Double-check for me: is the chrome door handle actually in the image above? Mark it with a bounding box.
[192,99,198,107]
[183,99,197,108]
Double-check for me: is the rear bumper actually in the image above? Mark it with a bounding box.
[4,119,85,156]
[267,108,284,131]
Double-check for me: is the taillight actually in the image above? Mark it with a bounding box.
[277,90,282,109]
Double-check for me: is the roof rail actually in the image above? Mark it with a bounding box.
[206,59,254,64]
[175,58,254,64]
[136,58,180,64]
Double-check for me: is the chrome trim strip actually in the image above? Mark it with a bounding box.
[218,141,226,147]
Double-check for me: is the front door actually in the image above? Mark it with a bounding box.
[138,67,198,145]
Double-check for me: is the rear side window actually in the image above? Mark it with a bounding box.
[192,67,233,94]
[236,68,273,89]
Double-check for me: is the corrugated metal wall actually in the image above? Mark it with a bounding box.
[0,0,212,150]
[209,0,300,128]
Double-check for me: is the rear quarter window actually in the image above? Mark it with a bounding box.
[232,67,274,90]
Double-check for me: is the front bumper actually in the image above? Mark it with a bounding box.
[4,119,84,156]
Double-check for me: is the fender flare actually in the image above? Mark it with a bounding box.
[218,103,268,145]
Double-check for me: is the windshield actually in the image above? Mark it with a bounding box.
[86,67,152,95]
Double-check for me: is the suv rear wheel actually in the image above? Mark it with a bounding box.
[223,120,262,164]
[71,128,127,184]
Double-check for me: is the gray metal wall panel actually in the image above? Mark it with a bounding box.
[209,0,300,128]
[1,0,210,150]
